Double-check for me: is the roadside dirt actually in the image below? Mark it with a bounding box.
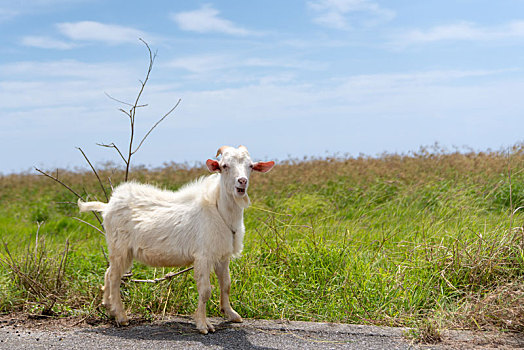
[1,313,523,349]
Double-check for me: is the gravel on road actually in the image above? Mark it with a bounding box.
[0,316,522,349]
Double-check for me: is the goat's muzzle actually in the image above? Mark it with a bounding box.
[235,187,246,196]
[235,177,248,196]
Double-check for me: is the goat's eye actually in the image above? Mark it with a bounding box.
[249,164,254,169]
[222,164,229,170]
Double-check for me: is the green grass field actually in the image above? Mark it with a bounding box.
[1,145,523,336]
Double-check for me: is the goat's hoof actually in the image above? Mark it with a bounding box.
[228,314,242,323]
[115,315,129,326]
[197,325,214,334]
[196,320,215,334]
[224,309,242,323]
[230,315,243,323]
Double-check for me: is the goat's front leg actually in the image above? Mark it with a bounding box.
[215,259,242,323]
[193,259,215,334]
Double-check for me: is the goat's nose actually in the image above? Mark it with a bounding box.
[237,177,247,186]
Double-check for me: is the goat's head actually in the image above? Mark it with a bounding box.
[206,145,274,207]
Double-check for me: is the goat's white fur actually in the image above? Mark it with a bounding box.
[78,146,274,334]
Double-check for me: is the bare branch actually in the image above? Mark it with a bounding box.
[72,217,105,236]
[121,39,157,182]
[132,98,181,155]
[34,168,103,225]
[55,239,69,290]
[128,266,193,283]
[97,142,127,165]
[119,108,132,117]
[77,147,109,202]
[34,221,42,258]
[100,40,175,182]
[35,167,83,200]
[105,92,148,110]
[105,92,134,107]
[100,245,109,266]
[132,40,156,117]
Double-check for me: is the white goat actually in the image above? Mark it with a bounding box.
[78,145,274,334]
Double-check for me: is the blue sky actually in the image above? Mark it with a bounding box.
[1,0,524,173]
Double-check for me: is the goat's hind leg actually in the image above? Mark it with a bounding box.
[215,259,242,323]
[101,268,111,310]
[106,252,132,326]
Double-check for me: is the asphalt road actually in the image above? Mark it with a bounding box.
[0,317,522,349]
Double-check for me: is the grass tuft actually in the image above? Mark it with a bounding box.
[0,225,70,316]
[407,319,442,344]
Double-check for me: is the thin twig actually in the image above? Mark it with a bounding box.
[97,142,128,165]
[34,221,42,259]
[104,92,147,108]
[71,295,101,326]
[132,98,181,155]
[55,239,69,290]
[100,245,109,266]
[77,147,109,202]
[119,108,131,117]
[35,168,103,225]
[35,168,83,199]
[72,217,105,236]
[129,267,193,283]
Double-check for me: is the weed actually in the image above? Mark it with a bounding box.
[406,319,442,344]
[0,225,70,316]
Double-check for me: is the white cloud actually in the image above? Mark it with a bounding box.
[19,21,149,50]
[0,0,89,21]
[171,4,257,36]
[56,21,146,44]
[21,35,76,49]
[0,8,18,22]
[166,54,321,75]
[167,55,232,73]
[2,61,523,172]
[337,69,507,90]
[0,60,145,115]
[308,0,395,30]
[395,20,524,47]
[0,60,134,80]
[146,68,517,127]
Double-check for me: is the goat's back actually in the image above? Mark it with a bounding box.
[100,177,235,266]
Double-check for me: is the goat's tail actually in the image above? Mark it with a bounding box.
[78,199,108,213]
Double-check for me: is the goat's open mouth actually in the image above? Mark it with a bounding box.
[235,187,246,195]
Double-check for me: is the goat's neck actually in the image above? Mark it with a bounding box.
[217,187,244,230]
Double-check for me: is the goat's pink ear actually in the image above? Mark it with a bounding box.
[206,159,220,172]
[252,161,275,173]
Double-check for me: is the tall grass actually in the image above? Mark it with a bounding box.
[0,145,523,332]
